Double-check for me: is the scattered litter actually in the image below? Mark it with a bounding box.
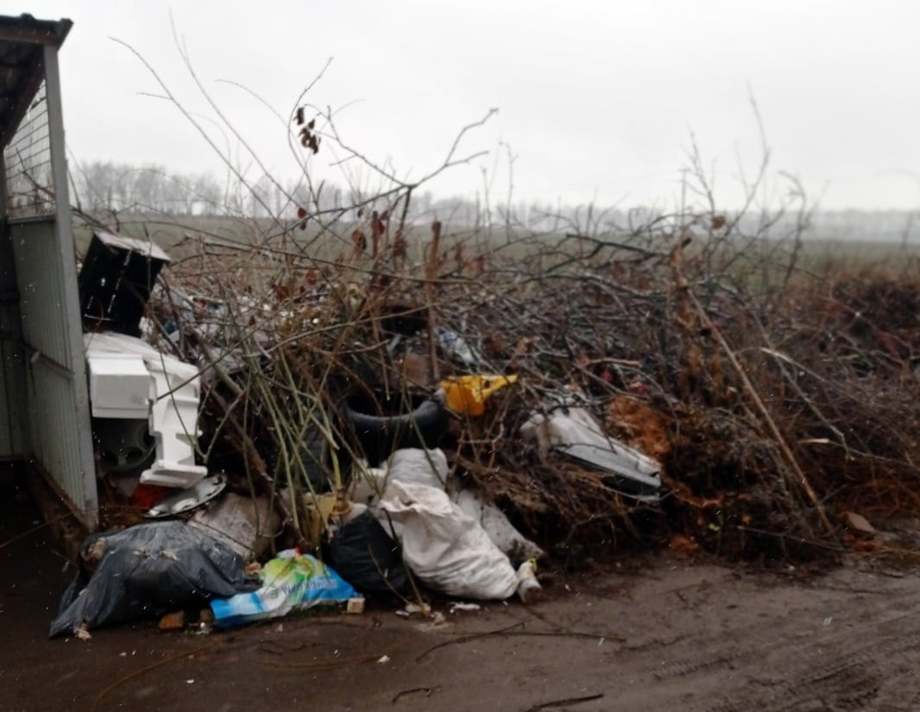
[346,597,366,615]
[844,511,877,535]
[441,374,517,416]
[392,686,439,704]
[516,560,542,602]
[669,534,700,557]
[396,602,431,618]
[145,475,227,518]
[158,611,186,631]
[377,655,391,664]
[350,462,388,506]
[437,327,480,366]
[301,492,338,548]
[75,623,91,641]
[449,602,482,613]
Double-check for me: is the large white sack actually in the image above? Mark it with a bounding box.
[375,480,518,600]
[452,489,544,562]
[351,448,448,506]
[387,448,449,488]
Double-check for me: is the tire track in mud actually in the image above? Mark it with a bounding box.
[689,589,920,711]
[600,575,920,712]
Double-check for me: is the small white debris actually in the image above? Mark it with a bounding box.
[449,602,481,614]
[75,624,92,641]
[377,655,390,664]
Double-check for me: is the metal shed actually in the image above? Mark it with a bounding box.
[0,14,98,529]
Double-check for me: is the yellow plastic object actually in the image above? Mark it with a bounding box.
[441,374,518,416]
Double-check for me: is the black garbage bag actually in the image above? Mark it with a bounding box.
[50,521,257,638]
[327,511,408,597]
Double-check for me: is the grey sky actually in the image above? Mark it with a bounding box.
[13,0,920,210]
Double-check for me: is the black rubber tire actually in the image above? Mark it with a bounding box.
[344,394,448,465]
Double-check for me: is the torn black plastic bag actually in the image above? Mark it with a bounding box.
[326,511,408,597]
[50,522,257,638]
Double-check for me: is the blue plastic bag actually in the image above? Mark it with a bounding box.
[211,549,356,628]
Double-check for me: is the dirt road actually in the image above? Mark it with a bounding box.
[3,477,920,712]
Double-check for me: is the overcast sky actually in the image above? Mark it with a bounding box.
[13,0,920,210]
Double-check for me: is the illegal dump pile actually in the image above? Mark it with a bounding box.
[56,205,920,638]
[55,105,920,638]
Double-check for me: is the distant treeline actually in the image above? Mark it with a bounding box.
[71,161,917,243]
[70,160,593,227]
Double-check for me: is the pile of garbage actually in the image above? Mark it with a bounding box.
[55,206,920,636]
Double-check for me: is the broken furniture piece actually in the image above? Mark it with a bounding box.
[84,331,207,488]
[78,229,170,337]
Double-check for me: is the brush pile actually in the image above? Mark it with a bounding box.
[112,197,920,569]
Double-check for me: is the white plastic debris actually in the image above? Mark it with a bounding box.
[516,560,542,602]
[84,332,207,488]
[350,461,388,506]
[75,623,92,641]
[521,406,661,499]
[449,602,482,613]
[395,602,431,618]
[375,480,519,600]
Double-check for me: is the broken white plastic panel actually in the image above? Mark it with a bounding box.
[86,352,150,419]
[84,332,208,488]
[522,406,662,500]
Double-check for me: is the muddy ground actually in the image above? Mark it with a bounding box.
[4,476,920,712]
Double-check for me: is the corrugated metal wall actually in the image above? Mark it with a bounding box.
[9,219,97,525]
[0,44,98,528]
